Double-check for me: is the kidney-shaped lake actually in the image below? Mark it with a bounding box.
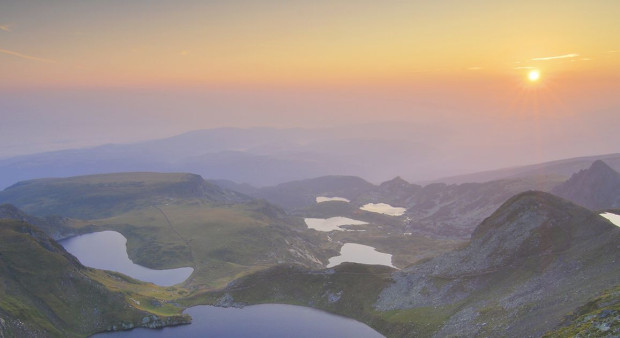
[60,231,193,286]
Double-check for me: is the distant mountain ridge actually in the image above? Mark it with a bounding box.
[0,126,432,189]
[218,173,563,238]
[552,160,620,210]
[433,152,620,184]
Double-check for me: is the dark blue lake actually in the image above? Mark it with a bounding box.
[97,304,383,337]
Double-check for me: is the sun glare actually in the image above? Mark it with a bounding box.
[528,69,540,82]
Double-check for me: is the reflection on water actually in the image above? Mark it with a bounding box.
[60,231,193,286]
[98,304,384,338]
[360,203,406,216]
[316,196,351,203]
[305,217,367,232]
[327,243,395,268]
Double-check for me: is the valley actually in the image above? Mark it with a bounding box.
[1,159,619,337]
[3,3,619,336]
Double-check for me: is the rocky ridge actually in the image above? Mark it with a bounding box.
[376,191,620,336]
[552,160,620,210]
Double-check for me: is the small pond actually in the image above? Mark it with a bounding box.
[316,196,350,203]
[327,243,395,268]
[360,203,406,216]
[304,217,368,232]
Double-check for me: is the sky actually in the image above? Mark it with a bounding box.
[0,1,619,173]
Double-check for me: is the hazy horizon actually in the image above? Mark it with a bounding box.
[1,0,619,182]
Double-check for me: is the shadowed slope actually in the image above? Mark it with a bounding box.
[552,160,620,210]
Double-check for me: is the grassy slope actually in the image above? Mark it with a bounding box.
[0,172,240,219]
[88,200,330,289]
[182,263,417,336]
[0,173,331,290]
[181,262,464,337]
[544,284,620,337]
[0,219,190,337]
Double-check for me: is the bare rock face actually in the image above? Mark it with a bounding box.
[552,160,620,210]
[376,191,620,337]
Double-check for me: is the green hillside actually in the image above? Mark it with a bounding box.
[0,219,190,337]
[0,172,247,219]
[0,173,330,289]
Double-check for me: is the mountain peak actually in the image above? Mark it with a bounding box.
[378,189,620,337]
[380,176,409,187]
[471,190,566,239]
[552,160,620,210]
[591,159,614,170]
[450,190,615,274]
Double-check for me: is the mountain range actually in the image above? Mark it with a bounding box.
[217,173,564,239]
[0,127,431,189]
[552,160,620,210]
[2,127,620,191]
[1,158,620,336]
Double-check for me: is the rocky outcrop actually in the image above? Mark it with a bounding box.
[400,178,563,238]
[552,160,620,210]
[104,314,191,332]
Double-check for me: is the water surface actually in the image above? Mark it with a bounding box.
[600,212,620,227]
[327,243,395,268]
[99,304,383,338]
[305,217,367,232]
[60,231,193,286]
[360,203,406,216]
[316,196,350,203]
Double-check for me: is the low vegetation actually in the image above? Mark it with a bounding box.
[0,219,190,337]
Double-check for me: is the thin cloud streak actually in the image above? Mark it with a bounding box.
[0,25,12,32]
[0,48,56,63]
[531,53,579,61]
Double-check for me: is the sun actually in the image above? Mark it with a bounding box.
[528,69,540,82]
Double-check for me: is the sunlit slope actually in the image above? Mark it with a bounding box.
[0,172,328,289]
[0,219,190,337]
